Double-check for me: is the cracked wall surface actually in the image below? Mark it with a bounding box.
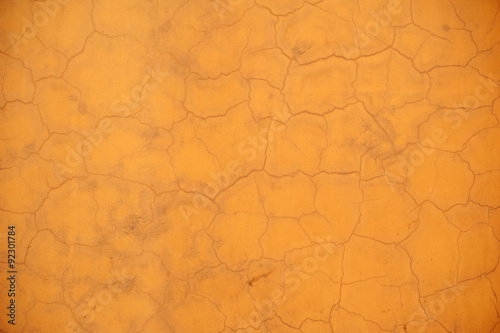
[0,0,500,332]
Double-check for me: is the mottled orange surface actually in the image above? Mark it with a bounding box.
[1,0,500,332]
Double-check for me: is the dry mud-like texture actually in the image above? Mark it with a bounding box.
[1,0,500,332]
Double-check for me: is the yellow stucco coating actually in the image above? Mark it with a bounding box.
[1,0,500,332]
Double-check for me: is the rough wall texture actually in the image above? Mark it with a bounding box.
[1,0,500,332]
